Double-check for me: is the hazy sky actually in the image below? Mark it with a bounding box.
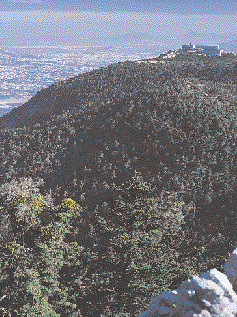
[1,0,237,14]
[0,1,236,49]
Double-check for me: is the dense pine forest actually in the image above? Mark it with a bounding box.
[0,52,237,316]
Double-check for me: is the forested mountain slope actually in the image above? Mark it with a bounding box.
[0,53,237,316]
[1,53,237,128]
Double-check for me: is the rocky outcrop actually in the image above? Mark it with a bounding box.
[139,249,237,317]
[223,249,237,293]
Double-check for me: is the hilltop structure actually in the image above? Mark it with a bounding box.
[180,43,224,56]
[158,44,235,61]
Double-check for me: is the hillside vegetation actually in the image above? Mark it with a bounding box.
[0,53,237,316]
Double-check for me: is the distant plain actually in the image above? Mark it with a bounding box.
[0,10,236,116]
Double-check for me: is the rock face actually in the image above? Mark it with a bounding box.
[224,249,237,293]
[139,249,237,317]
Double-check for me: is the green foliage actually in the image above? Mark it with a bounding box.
[0,179,84,316]
[74,172,194,316]
[0,54,237,315]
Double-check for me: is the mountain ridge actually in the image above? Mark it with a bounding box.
[1,52,237,315]
[2,53,237,129]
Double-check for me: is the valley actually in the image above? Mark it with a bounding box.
[0,44,162,117]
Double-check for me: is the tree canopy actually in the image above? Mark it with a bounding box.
[0,52,237,315]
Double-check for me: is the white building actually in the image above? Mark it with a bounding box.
[181,43,223,56]
[195,45,223,56]
[182,43,196,51]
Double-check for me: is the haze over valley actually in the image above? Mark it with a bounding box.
[0,44,164,116]
[0,9,237,116]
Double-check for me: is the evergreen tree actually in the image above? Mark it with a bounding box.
[75,172,191,316]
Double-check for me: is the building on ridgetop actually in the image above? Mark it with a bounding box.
[181,43,202,54]
[182,43,196,51]
[180,43,223,56]
[196,45,223,56]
